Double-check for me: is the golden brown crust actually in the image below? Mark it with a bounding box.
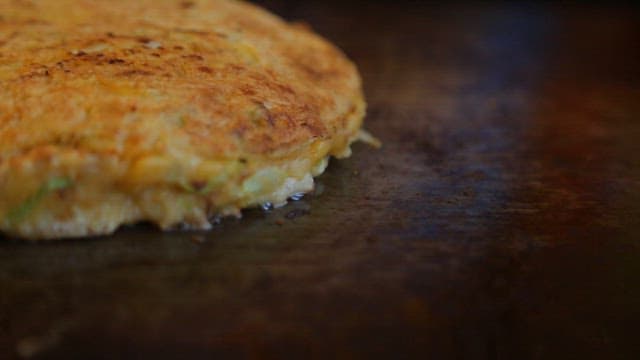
[0,0,366,239]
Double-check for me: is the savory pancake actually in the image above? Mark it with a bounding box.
[0,0,376,239]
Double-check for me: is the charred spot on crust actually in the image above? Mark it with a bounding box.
[136,36,152,44]
[197,66,213,73]
[19,63,52,79]
[182,54,204,61]
[180,1,195,9]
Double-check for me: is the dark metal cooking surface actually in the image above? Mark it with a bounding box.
[2,1,640,358]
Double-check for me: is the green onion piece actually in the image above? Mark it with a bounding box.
[7,177,73,223]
